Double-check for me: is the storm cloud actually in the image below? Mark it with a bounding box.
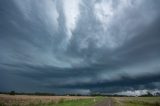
[0,0,160,94]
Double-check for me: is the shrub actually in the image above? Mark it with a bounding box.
[9,91,15,95]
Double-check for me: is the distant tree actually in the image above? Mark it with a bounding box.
[147,92,153,96]
[34,92,55,96]
[155,92,160,96]
[140,92,153,97]
[9,91,15,95]
[91,93,103,96]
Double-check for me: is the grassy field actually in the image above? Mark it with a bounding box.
[0,94,102,106]
[1,94,160,106]
[114,97,160,106]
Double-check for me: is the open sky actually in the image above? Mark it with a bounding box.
[0,0,160,95]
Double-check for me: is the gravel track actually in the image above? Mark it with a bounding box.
[93,98,114,106]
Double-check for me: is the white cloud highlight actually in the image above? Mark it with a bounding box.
[63,0,81,39]
[116,89,160,96]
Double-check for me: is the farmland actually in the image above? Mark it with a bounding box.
[114,97,160,106]
[0,94,160,106]
[0,94,102,106]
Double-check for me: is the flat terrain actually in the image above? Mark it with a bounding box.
[93,97,160,106]
[94,98,115,106]
[0,94,160,106]
[114,97,160,106]
[0,94,97,106]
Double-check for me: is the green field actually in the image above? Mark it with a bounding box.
[9,99,95,106]
[0,94,160,106]
[50,98,100,106]
[0,95,103,106]
[114,97,160,106]
[0,99,93,106]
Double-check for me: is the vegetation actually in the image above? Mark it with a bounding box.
[52,98,99,106]
[0,98,101,106]
[1,92,160,106]
[114,97,160,106]
[0,94,103,106]
[9,91,15,95]
[0,99,99,106]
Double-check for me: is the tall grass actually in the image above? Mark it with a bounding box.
[114,97,160,106]
[0,97,103,106]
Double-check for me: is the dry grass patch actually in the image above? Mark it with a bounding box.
[0,94,94,106]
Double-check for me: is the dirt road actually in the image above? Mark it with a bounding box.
[93,98,115,106]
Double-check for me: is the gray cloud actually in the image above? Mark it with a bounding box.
[0,0,160,94]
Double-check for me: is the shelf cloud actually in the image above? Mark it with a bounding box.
[0,0,160,94]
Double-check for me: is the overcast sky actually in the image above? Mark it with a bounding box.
[0,0,160,94]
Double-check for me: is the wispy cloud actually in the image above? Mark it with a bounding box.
[0,0,160,94]
[116,89,160,96]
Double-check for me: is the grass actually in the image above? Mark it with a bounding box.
[0,97,103,106]
[114,97,160,106]
[52,98,98,106]
[1,94,159,106]
[0,102,5,106]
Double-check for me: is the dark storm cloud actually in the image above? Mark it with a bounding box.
[53,73,160,92]
[0,0,160,94]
